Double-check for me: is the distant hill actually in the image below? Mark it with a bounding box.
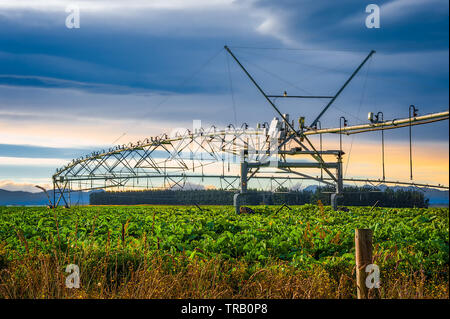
[378,185,448,206]
[0,189,92,206]
[422,188,449,206]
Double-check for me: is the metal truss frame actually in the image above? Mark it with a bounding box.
[51,47,449,210]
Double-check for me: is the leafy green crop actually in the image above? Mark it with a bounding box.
[0,205,448,275]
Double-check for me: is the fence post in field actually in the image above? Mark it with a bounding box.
[355,228,373,299]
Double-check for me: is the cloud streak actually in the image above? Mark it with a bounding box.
[0,0,235,11]
[0,156,68,167]
[380,0,448,21]
[0,179,51,192]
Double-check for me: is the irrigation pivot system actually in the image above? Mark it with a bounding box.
[51,46,449,211]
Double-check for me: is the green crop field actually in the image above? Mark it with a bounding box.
[0,205,448,299]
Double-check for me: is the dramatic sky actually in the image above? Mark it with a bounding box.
[0,0,448,191]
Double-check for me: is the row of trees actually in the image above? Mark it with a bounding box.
[90,186,429,208]
[309,186,428,208]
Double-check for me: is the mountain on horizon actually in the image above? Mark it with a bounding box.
[0,189,93,206]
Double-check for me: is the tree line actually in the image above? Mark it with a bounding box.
[90,186,428,208]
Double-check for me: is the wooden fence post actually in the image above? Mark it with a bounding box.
[355,229,373,299]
